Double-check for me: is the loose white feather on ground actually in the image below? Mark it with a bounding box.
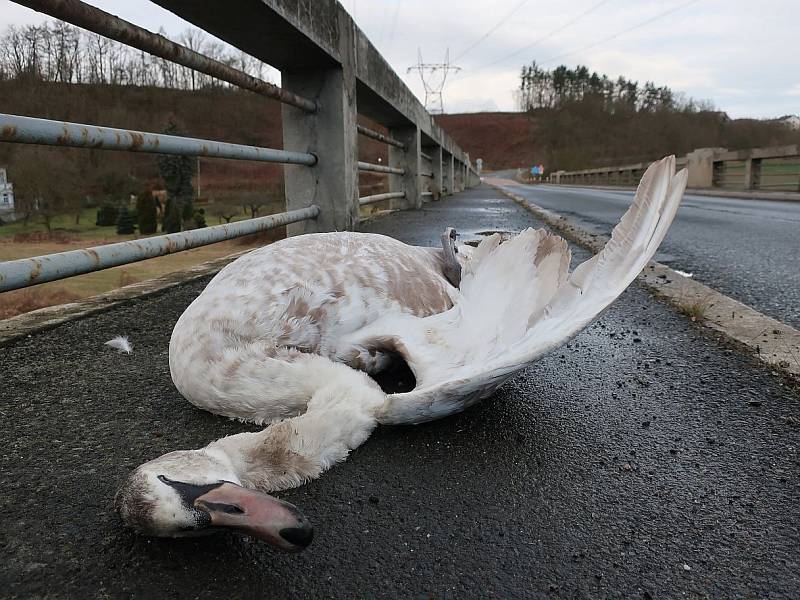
[104,335,133,354]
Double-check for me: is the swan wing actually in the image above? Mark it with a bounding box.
[368,156,687,424]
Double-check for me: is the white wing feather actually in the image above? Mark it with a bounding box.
[105,335,133,354]
[368,156,687,424]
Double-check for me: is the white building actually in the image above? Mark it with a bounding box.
[0,168,14,215]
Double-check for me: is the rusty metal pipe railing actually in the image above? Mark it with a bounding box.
[0,114,317,165]
[0,206,320,292]
[357,161,404,175]
[356,124,405,149]
[11,0,317,112]
[358,191,405,206]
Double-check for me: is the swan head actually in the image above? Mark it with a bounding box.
[114,449,313,552]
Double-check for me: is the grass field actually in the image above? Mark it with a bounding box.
[0,209,126,240]
[0,238,270,319]
[0,198,389,319]
[0,207,285,319]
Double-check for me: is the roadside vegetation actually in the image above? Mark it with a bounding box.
[437,65,799,173]
[515,62,800,172]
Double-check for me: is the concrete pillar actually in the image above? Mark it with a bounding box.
[429,145,443,200]
[686,148,725,188]
[443,151,454,195]
[281,18,358,235]
[744,158,761,189]
[468,168,481,187]
[388,125,421,209]
[454,160,464,192]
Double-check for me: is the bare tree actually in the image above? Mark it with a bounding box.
[0,20,277,90]
[210,203,239,223]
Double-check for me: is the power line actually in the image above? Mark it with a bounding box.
[385,1,403,55]
[453,0,701,85]
[538,0,702,66]
[463,0,612,74]
[452,0,531,62]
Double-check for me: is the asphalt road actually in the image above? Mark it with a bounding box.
[491,182,800,329]
[1,185,799,599]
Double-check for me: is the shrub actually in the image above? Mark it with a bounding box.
[136,191,158,234]
[162,197,181,233]
[96,202,118,226]
[116,206,136,234]
[193,207,207,229]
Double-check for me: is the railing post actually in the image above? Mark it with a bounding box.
[429,145,443,200]
[281,16,358,235]
[388,125,421,209]
[445,152,455,195]
[744,158,762,190]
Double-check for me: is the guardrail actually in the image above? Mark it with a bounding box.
[0,208,319,292]
[550,145,800,192]
[0,0,479,294]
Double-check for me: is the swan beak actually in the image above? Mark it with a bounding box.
[194,482,313,552]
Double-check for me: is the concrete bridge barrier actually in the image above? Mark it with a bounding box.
[1,0,479,292]
[550,144,800,193]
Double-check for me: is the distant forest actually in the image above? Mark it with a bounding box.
[516,61,800,171]
[0,20,271,89]
[517,62,713,113]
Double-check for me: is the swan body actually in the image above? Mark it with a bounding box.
[116,157,688,550]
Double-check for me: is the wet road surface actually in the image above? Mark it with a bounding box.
[1,185,799,598]
[491,182,800,329]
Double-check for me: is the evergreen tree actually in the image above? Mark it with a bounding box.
[136,191,157,234]
[96,202,118,226]
[162,197,181,233]
[116,205,136,234]
[193,207,207,228]
[156,118,195,232]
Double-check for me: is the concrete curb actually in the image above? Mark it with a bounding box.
[487,181,800,380]
[537,182,800,203]
[0,249,252,346]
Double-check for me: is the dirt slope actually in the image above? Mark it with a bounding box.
[435,112,538,171]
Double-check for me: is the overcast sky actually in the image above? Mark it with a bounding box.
[2,0,798,119]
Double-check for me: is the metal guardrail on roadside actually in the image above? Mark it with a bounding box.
[0,207,319,293]
[0,0,479,295]
[0,114,317,165]
[359,192,406,206]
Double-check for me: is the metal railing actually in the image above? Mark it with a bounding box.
[358,161,405,175]
[359,192,406,206]
[356,124,404,149]
[0,208,318,292]
[12,0,317,112]
[0,114,317,165]
[0,0,479,297]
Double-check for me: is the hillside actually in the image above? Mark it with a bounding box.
[435,109,800,173]
[2,79,798,194]
[0,79,390,205]
[434,112,538,171]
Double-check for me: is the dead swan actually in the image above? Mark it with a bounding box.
[115,157,687,551]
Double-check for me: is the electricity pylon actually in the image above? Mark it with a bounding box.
[407,48,460,114]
